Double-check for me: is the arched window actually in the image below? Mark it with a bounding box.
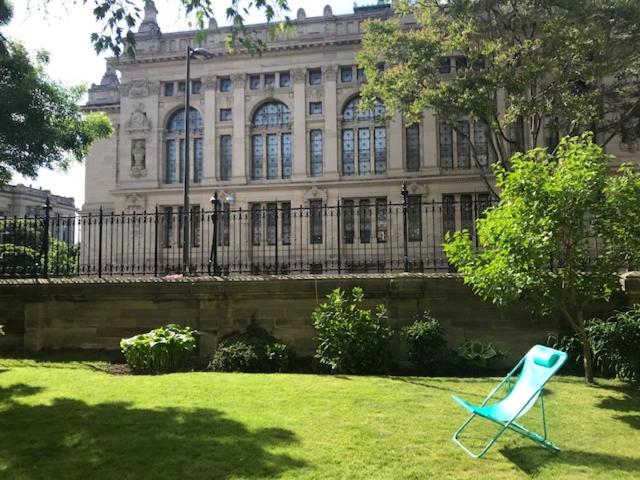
[341,96,386,176]
[165,107,203,184]
[250,101,292,180]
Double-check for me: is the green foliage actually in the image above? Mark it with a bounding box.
[592,307,640,383]
[120,324,198,374]
[209,325,293,373]
[454,340,508,372]
[312,287,393,374]
[444,133,640,382]
[403,311,447,375]
[359,0,640,167]
[0,41,113,187]
[0,218,78,275]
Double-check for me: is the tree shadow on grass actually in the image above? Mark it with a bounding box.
[500,445,640,476]
[596,384,640,431]
[0,385,306,479]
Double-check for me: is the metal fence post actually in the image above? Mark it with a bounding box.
[336,203,342,274]
[401,182,409,272]
[98,206,103,278]
[41,197,51,278]
[274,203,279,275]
[209,192,219,276]
[154,206,159,277]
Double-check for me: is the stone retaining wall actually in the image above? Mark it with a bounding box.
[0,273,635,363]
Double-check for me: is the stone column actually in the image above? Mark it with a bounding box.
[203,76,217,183]
[232,74,247,183]
[388,111,404,176]
[292,68,307,179]
[423,109,439,171]
[323,65,339,179]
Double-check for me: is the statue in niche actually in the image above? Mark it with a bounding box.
[130,139,147,178]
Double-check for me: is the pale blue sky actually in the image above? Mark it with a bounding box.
[4,0,355,208]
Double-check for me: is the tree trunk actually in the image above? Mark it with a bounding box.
[577,326,595,384]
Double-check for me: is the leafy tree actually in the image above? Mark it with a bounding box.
[443,133,640,383]
[0,0,113,187]
[23,0,292,57]
[358,0,640,176]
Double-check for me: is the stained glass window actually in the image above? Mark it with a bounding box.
[342,129,355,176]
[359,199,371,244]
[267,134,278,180]
[251,204,262,246]
[408,195,422,242]
[456,121,471,169]
[342,97,384,123]
[194,138,203,183]
[251,135,263,180]
[252,101,291,128]
[375,198,388,243]
[342,200,354,244]
[310,130,323,177]
[406,124,420,172]
[281,133,292,179]
[220,135,232,181]
[266,202,277,245]
[358,128,371,174]
[310,200,323,244]
[178,139,185,183]
[439,122,453,168]
[374,127,387,174]
[474,121,490,166]
[167,107,203,132]
[477,193,491,219]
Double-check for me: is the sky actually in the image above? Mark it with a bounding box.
[4,0,356,208]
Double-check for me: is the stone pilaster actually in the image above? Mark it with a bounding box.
[232,74,247,183]
[203,75,217,182]
[388,111,404,176]
[292,68,307,179]
[323,65,339,179]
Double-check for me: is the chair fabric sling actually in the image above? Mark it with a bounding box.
[451,344,568,458]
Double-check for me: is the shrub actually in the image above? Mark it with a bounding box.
[120,324,198,374]
[454,340,508,372]
[312,287,393,374]
[403,312,447,375]
[209,325,293,373]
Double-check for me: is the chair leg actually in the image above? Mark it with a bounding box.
[452,413,509,459]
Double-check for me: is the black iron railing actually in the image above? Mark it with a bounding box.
[0,195,499,278]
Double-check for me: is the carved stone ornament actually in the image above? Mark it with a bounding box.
[130,139,147,178]
[293,68,306,83]
[323,5,333,17]
[125,103,151,131]
[323,65,338,82]
[129,79,150,98]
[407,182,426,195]
[232,73,245,89]
[303,186,328,202]
[204,76,217,90]
[124,193,147,212]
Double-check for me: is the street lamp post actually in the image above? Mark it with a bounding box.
[183,46,213,274]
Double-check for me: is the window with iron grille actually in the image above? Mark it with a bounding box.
[376,198,388,243]
[251,102,292,181]
[217,202,231,246]
[281,202,291,245]
[219,135,232,181]
[266,202,277,245]
[309,200,323,244]
[190,205,201,247]
[194,138,203,183]
[165,107,203,184]
[442,195,456,236]
[405,124,420,172]
[251,135,263,180]
[438,121,453,169]
[281,133,292,179]
[374,127,387,174]
[341,129,355,176]
[266,134,278,180]
[251,204,262,246]
[310,130,323,177]
[460,194,473,237]
[408,195,422,242]
[250,202,291,247]
[342,200,355,244]
[359,199,372,244]
[474,121,490,166]
[456,121,471,169]
[162,206,173,247]
[509,116,525,155]
[340,97,387,176]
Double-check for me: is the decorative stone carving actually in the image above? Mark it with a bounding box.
[323,65,337,82]
[130,139,147,178]
[124,193,147,212]
[296,8,306,20]
[323,5,333,17]
[128,79,150,98]
[407,182,426,195]
[303,186,328,202]
[125,103,151,131]
[208,17,218,30]
[204,76,216,90]
[293,68,306,83]
[232,73,245,89]
[138,0,161,36]
[149,81,160,96]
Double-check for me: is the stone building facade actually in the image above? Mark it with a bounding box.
[81,2,639,274]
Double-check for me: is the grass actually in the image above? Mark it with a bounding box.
[0,356,638,479]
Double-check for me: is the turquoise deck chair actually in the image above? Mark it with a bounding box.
[451,344,567,458]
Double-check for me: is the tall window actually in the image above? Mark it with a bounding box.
[250,202,292,246]
[405,124,420,171]
[162,206,174,247]
[509,116,525,155]
[165,107,203,184]
[456,121,471,169]
[358,199,372,244]
[219,135,232,181]
[342,200,355,244]
[439,122,453,169]
[408,195,422,241]
[474,121,490,166]
[342,197,388,244]
[251,101,292,181]
[341,96,387,176]
[217,202,231,246]
[442,195,456,236]
[310,130,323,177]
[310,200,323,244]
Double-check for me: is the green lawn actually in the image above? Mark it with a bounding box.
[0,357,638,479]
